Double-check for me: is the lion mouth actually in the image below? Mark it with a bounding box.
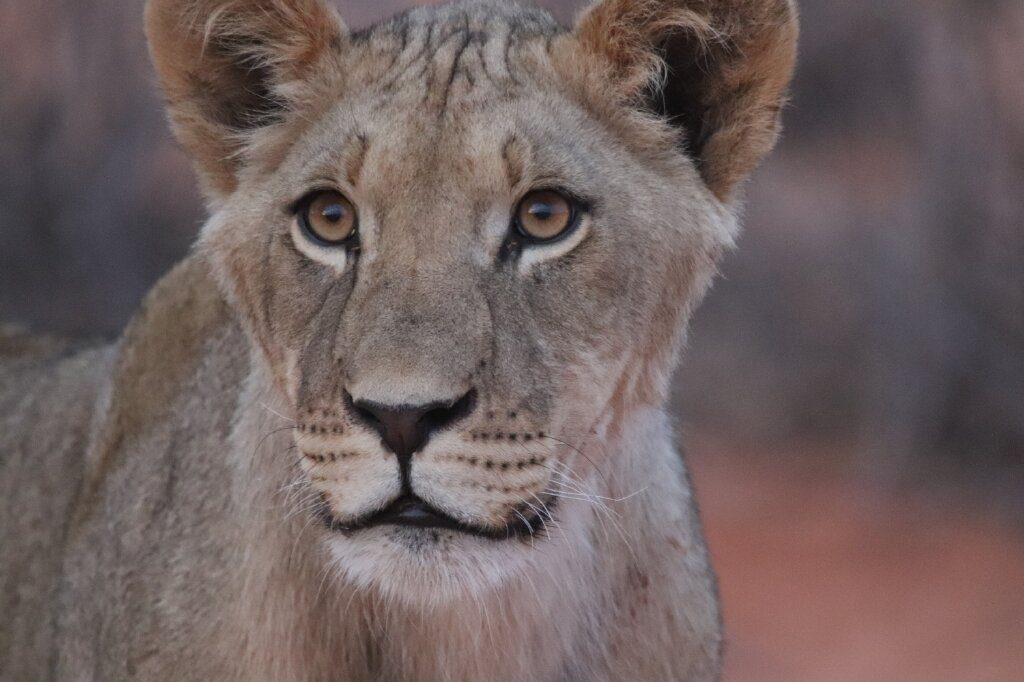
[318,493,554,541]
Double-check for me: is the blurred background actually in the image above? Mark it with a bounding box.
[1,0,1021,679]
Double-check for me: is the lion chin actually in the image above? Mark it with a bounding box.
[324,526,534,605]
[315,489,562,603]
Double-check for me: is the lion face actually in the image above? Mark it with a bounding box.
[146,0,794,599]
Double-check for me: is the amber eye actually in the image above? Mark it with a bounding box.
[298,190,357,245]
[514,190,577,242]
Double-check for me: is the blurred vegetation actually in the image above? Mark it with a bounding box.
[1,0,1021,510]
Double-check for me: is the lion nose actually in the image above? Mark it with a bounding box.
[346,390,476,466]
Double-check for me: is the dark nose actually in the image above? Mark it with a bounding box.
[346,390,476,467]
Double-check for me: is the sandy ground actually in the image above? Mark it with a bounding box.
[688,437,1024,682]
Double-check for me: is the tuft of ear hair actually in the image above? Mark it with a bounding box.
[145,0,346,199]
[574,0,799,202]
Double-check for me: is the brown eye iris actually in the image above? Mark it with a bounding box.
[515,190,576,242]
[300,190,357,245]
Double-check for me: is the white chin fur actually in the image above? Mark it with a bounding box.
[290,220,350,273]
[324,527,533,607]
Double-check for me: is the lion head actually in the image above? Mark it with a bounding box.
[145,0,796,601]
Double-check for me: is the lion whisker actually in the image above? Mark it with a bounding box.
[257,401,295,423]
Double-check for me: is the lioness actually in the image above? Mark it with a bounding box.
[0,0,796,679]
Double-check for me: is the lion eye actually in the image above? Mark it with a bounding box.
[298,190,357,245]
[514,190,577,242]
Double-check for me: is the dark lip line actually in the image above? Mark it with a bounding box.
[316,493,557,541]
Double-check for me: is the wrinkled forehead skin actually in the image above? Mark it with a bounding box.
[208,1,734,427]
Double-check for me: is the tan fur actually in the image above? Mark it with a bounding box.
[1,1,797,679]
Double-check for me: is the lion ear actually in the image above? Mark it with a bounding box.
[574,0,798,201]
[145,0,346,199]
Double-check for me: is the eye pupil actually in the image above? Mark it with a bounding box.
[321,204,344,223]
[529,203,554,220]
